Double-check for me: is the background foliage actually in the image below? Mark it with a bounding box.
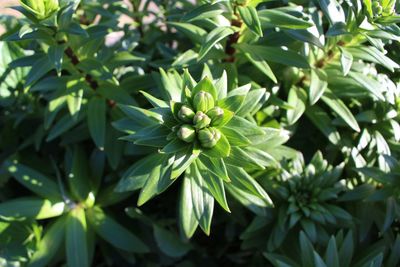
[0,0,400,266]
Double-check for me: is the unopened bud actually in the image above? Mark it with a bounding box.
[193,111,211,129]
[178,105,195,123]
[20,0,59,20]
[177,124,196,143]
[193,91,214,112]
[198,127,221,148]
[206,106,224,126]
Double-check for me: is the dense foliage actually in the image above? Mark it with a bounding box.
[0,0,400,266]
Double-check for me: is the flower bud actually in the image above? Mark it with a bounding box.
[177,124,196,143]
[178,105,195,123]
[20,0,59,20]
[193,111,211,129]
[193,91,214,112]
[198,128,221,148]
[206,106,224,126]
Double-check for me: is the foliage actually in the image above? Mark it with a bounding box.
[0,0,399,266]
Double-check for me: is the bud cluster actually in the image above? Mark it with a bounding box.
[20,0,60,20]
[175,90,224,148]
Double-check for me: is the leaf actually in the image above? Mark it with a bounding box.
[0,198,65,220]
[118,104,162,126]
[309,69,327,105]
[179,175,199,239]
[317,0,346,35]
[300,231,315,267]
[28,217,66,267]
[87,206,149,253]
[189,162,214,235]
[346,46,399,72]
[220,126,252,146]
[137,154,175,206]
[225,116,265,143]
[324,237,340,267]
[238,6,263,37]
[306,105,341,145]
[48,45,64,76]
[66,79,85,118]
[167,22,207,44]
[68,146,91,201]
[197,159,230,212]
[286,87,306,125]
[217,95,246,113]
[198,27,235,61]
[321,90,360,132]
[25,56,53,86]
[153,226,191,258]
[88,97,106,150]
[236,43,310,68]
[199,155,230,182]
[3,160,61,201]
[181,3,223,22]
[66,207,89,267]
[258,9,314,29]
[339,47,353,76]
[227,166,272,205]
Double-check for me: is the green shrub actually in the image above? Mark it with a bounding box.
[0,0,399,266]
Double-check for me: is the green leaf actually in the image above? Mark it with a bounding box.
[28,217,66,267]
[199,155,230,182]
[346,46,399,72]
[140,90,169,108]
[181,3,223,22]
[306,105,341,145]
[48,45,64,76]
[309,69,327,105]
[161,138,188,154]
[137,154,175,206]
[220,126,252,146]
[339,47,353,76]
[325,237,340,267]
[87,206,148,253]
[287,87,306,125]
[118,104,163,126]
[25,56,53,86]
[225,116,265,143]
[66,207,89,267]
[167,22,207,44]
[153,225,191,258]
[66,79,85,118]
[3,160,61,201]
[88,97,106,150]
[237,88,268,117]
[258,9,314,29]
[198,27,235,61]
[238,6,263,37]
[179,175,199,239]
[300,231,315,267]
[227,166,272,206]
[235,44,276,83]
[68,146,91,201]
[321,90,360,132]
[189,162,214,235]
[197,159,230,212]
[236,43,310,68]
[115,154,164,192]
[217,95,246,113]
[0,198,65,220]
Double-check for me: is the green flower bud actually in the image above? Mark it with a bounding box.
[193,91,214,112]
[193,111,211,129]
[198,127,221,148]
[20,0,59,20]
[177,124,196,143]
[178,105,195,123]
[206,106,224,126]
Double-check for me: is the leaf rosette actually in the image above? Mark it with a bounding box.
[114,68,282,237]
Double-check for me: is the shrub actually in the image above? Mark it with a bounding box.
[0,0,399,266]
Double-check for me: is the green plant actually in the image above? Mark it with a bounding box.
[0,0,400,266]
